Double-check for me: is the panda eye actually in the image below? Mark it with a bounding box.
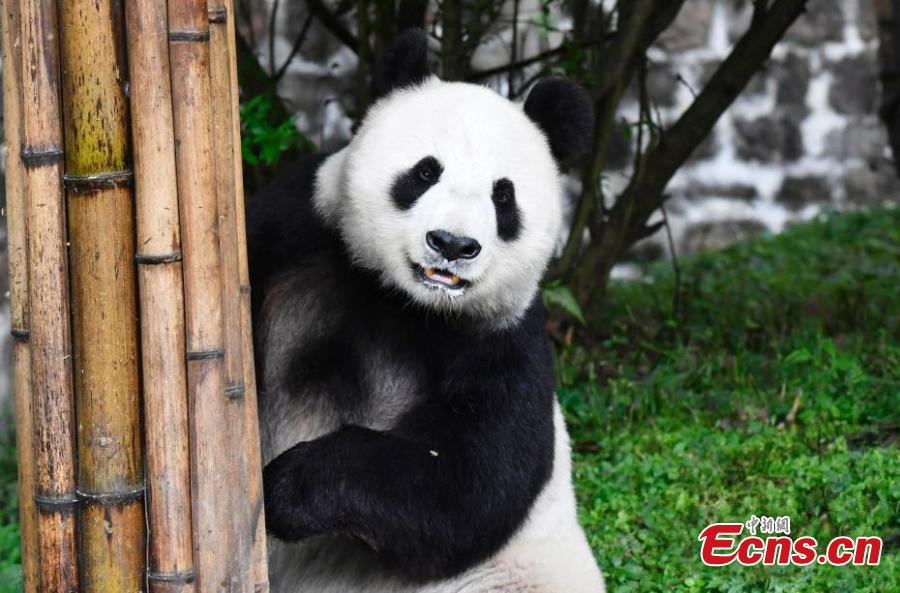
[414,156,442,184]
[492,178,515,205]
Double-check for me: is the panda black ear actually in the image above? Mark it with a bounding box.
[373,29,433,99]
[523,78,594,166]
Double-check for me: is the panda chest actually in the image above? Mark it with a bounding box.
[262,279,427,437]
[285,330,424,432]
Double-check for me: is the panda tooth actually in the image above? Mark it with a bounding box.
[422,266,463,288]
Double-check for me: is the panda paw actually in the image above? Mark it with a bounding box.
[262,440,338,541]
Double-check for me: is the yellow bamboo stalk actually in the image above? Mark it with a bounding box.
[17,0,79,589]
[222,1,270,587]
[125,0,197,590]
[167,0,239,589]
[2,0,39,590]
[56,0,147,589]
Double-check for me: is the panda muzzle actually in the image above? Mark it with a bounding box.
[414,264,471,290]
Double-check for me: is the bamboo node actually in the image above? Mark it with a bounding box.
[225,383,246,400]
[20,146,64,168]
[186,349,226,361]
[11,327,30,341]
[148,569,196,584]
[208,8,227,24]
[33,495,78,512]
[135,252,184,265]
[63,169,134,193]
[75,485,145,506]
[169,30,211,43]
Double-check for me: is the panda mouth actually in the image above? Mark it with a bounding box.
[414,265,471,291]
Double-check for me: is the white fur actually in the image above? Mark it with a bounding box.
[268,403,605,593]
[315,78,564,327]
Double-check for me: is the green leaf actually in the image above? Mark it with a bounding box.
[543,282,585,324]
[239,92,315,167]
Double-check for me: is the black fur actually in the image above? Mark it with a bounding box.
[492,178,522,241]
[248,156,556,583]
[523,78,594,166]
[374,29,433,99]
[245,153,330,317]
[390,155,443,210]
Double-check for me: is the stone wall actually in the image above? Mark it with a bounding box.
[625,0,897,259]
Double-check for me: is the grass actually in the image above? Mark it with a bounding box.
[559,207,900,591]
[0,208,897,592]
[0,441,20,592]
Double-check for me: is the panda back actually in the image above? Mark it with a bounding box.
[246,153,331,308]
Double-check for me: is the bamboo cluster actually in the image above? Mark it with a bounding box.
[2,0,268,590]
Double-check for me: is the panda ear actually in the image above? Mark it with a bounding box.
[373,29,433,99]
[523,78,594,166]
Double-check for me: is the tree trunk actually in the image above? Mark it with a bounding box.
[876,0,900,175]
[441,0,465,80]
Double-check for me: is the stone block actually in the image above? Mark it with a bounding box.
[734,116,804,163]
[829,55,878,115]
[776,175,834,210]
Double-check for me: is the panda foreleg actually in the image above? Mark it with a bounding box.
[262,406,551,585]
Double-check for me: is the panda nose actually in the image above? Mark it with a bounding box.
[426,230,482,261]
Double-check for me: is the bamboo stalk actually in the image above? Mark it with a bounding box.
[208,3,252,590]
[209,3,246,408]
[2,0,39,590]
[223,0,270,587]
[57,0,147,589]
[124,0,197,590]
[167,0,238,589]
[17,0,79,589]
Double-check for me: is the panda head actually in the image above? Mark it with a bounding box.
[315,29,593,327]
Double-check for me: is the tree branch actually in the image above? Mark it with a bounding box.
[509,0,520,93]
[441,0,465,80]
[397,0,428,30]
[466,45,566,81]
[237,0,257,49]
[269,0,281,76]
[307,0,360,53]
[627,0,809,222]
[556,0,688,280]
[576,0,809,308]
[593,0,655,97]
[273,10,315,83]
[356,0,372,108]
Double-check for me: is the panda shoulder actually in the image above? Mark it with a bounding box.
[246,154,328,238]
[245,153,335,296]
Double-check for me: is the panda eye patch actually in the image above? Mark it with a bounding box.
[492,178,522,242]
[391,156,443,210]
[492,178,514,204]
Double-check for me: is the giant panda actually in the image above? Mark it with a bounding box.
[247,29,604,593]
